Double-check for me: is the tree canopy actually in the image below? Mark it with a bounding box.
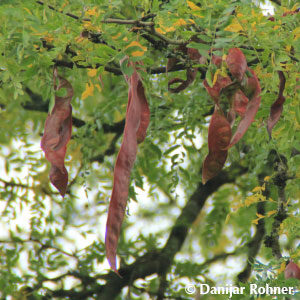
[0,0,300,299]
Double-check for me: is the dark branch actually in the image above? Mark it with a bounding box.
[23,87,124,133]
[36,1,155,27]
[236,150,287,282]
[36,1,185,46]
[53,58,187,75]
[264,151,289,259]
[36,1,90,21]
[269,0,281,5]
[92,163,248,299]
[90,130,123,163]
[24,87,85,127]
[39,162,247,299]
[237,201,266,283]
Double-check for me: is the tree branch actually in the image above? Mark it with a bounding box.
[36,1,90,21]
[24,87,86,128]
[201,250,240,268]
[90,131,122,163]
[264,151,289,259]
[0,178,32,190]
[0,237,77,259]
[236,150,288,282]
[102,18,154,27]
[23,87,125,134]
[269,0,281,5]
[31,161,247,299]
[91,163,248,299]
[36,1,155,27]
[53,58,187,75]
[36,1,184,46]
[142,27,185,46]
[237,201,266,283]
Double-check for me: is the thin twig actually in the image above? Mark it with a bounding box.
[36,1,90,21]
[0,237,78,259]
[0,178,31,189]
[36,1,154,26]
[102,18,154,26]
[143,27,186,46]
[269,0,281,5]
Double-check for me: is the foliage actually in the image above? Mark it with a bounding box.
[0,0,299,299]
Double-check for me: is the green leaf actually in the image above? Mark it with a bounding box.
[163,144,180,156]
[120,57,134,76]
[187,42,211,58]
[205,68,213,87]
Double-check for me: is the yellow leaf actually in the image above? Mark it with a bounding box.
[188,19,195,24]
[88,69,97,77]
[86,7,98,16]
[83,21,94,30]
[112,33,121,40]
[61,1,69,9]
[212,69,221,86]
[95,84,102,92]
[293,27,300,40]
[164,26,176,32]
[75,35,84,43]
[81,82,94,99]
[187,0,201,11]
[126,41,147,51]
[43,35,54,43]
[23,7,32,15]
[131,50,144,57]
[271,52,275,67]
[264,176,271,182]
[245,195,258,207]
[156,28,165,34]
[256,213,265,219]
[224,22,243,32]
[252,218,259,225]
[173,18,187,27]
[252,186,262,193]
[225,213,231,224]
[277,262,286,274]
[267,210,277,217]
